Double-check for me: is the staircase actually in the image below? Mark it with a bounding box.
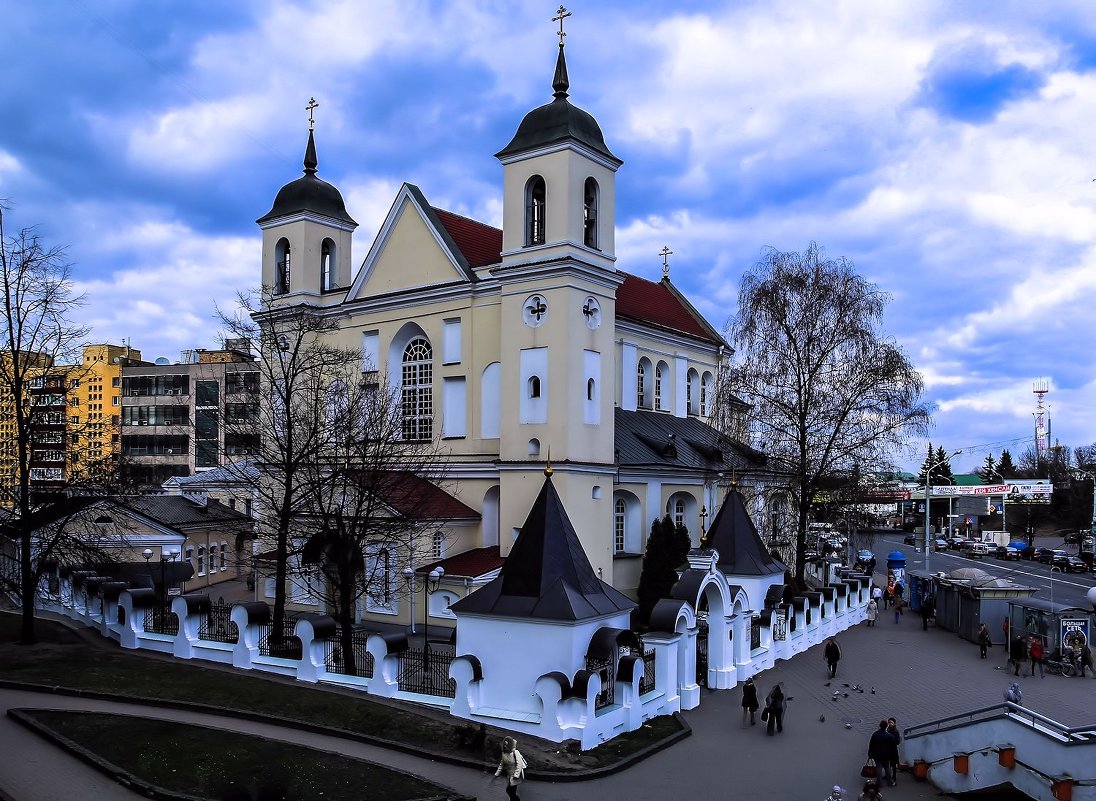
[903,702,1096,800]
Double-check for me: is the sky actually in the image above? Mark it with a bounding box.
[2,0,1095,474]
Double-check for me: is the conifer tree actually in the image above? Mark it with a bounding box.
[977,454,997,483]
[636,514,691,625]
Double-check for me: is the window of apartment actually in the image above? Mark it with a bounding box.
[69,379,79,389]
[209,546,218,572]
[432,530,443,560]
[220,543,228,571]
[112,377,120,388]
[197,546,205,576]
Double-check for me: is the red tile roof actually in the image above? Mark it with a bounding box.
[367,471,480,521]
[615,273,721,342]
[432,208,503,269]
[430,206,721,344]
[418,546,504,579]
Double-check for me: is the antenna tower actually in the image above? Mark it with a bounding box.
[1032,379,1049,462]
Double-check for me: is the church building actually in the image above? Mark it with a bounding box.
[255,24,786,627]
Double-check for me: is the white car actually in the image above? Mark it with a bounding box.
[961,542,993,558]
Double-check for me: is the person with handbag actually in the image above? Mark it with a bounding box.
[494,735,527,800]
[764,684,786,735]
[740,676,759,727]
[867,720,896,786]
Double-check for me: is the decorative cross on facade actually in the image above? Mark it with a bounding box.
[553,6,571,45]
[660,245,673,278]
[699,505,708,534]
[306,97,319,130]
[526,295,547,322]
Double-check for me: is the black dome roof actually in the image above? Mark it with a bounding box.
[257,130,356,226]
[495,44,620,165]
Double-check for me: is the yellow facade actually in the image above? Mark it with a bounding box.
[68,344,143,476]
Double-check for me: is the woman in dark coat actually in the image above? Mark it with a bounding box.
[764,684,786,735]
[740,676,759,726]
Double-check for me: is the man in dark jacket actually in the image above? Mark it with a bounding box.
[824,637,842,678]
[867,720,897,787]
[920,594,935,631]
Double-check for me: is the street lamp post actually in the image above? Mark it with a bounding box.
[402,565,445,640]
[924,450,962,575]
[142,546,180,631]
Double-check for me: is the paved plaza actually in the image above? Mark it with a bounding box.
[1,603,1093,800]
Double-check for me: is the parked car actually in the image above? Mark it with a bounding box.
[1051,554,1089,573]
[948,534,967,549]
[932,538,949,551]
[903,534,917,546]
[994,545,1022,561]
[1065,531,1080,544]
[1036,548,1066,564]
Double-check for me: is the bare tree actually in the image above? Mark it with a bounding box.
[0,207,114,643]
[216,289,364,639]
[722,242,931,586]
[296,372,449,674]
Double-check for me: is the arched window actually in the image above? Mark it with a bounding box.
[525,176,546,246]
[583,177,599,249]
[401,338,433,441]
[701,371,715,416]
[209,545,218,572]
[673,497,686,529]
[528,375,541,399]
[528,438,541,457]
[274,238,291,294]
[614,497,626,553]
[655,362,669,410]
[320,239,335,291]
[687,368,700,415]
[368,548,391,607]
[587,378,595,401]
[637,358,652,409]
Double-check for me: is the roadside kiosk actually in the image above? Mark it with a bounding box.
[1006,597,1095,657]
[931,568,1036,643]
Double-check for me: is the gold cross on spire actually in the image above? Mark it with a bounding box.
[660,245,673,278]
[306,97,319,130]
[553,6,571,46]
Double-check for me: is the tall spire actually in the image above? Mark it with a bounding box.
[303,129,318,175]
[551,5,571,99]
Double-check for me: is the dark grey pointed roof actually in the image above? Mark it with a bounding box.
[257,130,357,226]
[450,473,634,621]
[495,43,621,165]
[614,409,768,472]
[707,489,785,576]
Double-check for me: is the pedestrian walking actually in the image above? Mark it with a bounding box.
[865,599,878,627]
[1080,643,1094,678]
[1002,617,1010,653]
[892,594,905,624]
[882,582,893,610]
[1010,636,1027,676]
[858,780,884,800]
[885,717,902,786]
[920,594,934,631]
[867,720,897,787]
[1004,682,1022,704]
[764,684,786,736]
[1029,636,1045,679]
[494,735,527,801]
[977,623,991,659]
[872,584,883,608]
[740,676,759,727]
[824,637,842,678]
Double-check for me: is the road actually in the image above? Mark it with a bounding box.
[867,531,1096,609]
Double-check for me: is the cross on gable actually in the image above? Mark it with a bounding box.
[553,5,571,45]
[660,245,673,278]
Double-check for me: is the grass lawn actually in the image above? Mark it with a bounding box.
[0,613,686,772]
[16,709,451,801]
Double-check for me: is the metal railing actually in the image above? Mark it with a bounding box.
[324,627,374,679]
[197,599,238,644]
[639,649,656,696]
[586,656,615,710]
[904,702,1096,746]
[143,606,178,636]
[257,618,302,659]
[397,643,456,698]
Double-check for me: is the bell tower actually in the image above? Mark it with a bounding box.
[257,99,356,304]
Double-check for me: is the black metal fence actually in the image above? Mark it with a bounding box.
[143,606,178,636]
[257,618,302,659]
[750,614,762,650]
[695,633,709,686]
[586,656,615,710]
[397,644,456,698]
[198,599,238,644]
[324,627,374,679]
[639,649,656,695]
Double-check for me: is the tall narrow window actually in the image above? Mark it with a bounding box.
[614,498,626,553]
[320,239,335,291]
[432,531,444,560]
[274,238,291,294]
[528,376,541,399]
[525,176,546,246]
[673,498,685,529]
[583,177,599,249]
[654,364,664,410]
[401,338,433,441]
[637,359,650,409]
